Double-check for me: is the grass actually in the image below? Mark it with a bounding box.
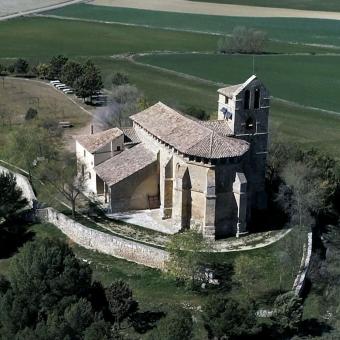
[188,0,340,12]
[0,16,217,59]
[90,57,340,158]
[45,4,340,50]
[137,53,340,112]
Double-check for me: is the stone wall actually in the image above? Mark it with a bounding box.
[293,232,313,296]
[36,208,169,270]
[0,164,36,208]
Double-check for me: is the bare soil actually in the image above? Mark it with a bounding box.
[91,0,340,20]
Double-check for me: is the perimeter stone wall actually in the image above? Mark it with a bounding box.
[35,208,169,270]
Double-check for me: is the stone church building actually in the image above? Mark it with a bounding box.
[75,75,269,239]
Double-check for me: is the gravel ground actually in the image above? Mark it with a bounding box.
[91,0,340,20]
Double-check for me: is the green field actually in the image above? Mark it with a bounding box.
[0,17,217,59]
[189,0,340,12]
[137,53,340,113]
[46,4,340,49]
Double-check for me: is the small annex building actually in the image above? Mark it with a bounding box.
[75,75,269,239]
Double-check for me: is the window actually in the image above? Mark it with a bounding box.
[244,89,250,110]
[254,88,261,109]
[117,145,121,151]
[245,117,254,130]
[83,150,86,158]
[81,165,85,177]
[225,96,229,104]
[88,172,91,179]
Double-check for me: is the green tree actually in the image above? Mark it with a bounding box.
[166,230,211,289]
[0,172,27,222]
[48,55,68,79]
[203,296,258,339]
[25,107,38,121]
[146,308,193,340]
[0,240,93,338]
[14,58,29,74]
[61,60,83,86]
[112,72,129,86]
[271,292,303,334]
[233,254,263,297]
[74,60,103,101]
[36,63,50,79]
[105,280,138,329]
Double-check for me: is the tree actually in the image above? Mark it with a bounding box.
[112,72,129,86]
[74,60,103,101]
[184,106,209,120]
[276,161,325,227]
[146,308,193,340]
[105,84,143,127]
[217,26,268,54]
[203,296,258,339]
[0,240,93,338]
[61,60,83,86]
[166,230,211,289]
[36,63,50,79]
[48,55,68,79]
[14,58,29,74]
[0,172,27,222]
[105,280,138,329]
[25,107,38,121]
[39,155,87,218]
[233,254,263,297]
[271,292,303,334]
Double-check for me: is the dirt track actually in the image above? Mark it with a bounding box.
[92,0,340,20]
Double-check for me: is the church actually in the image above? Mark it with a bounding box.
[75,75,269,239]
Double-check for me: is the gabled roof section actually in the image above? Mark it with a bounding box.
[95,144,157,187]
[76,128,123,153]
[130,102,249,159]
[218,75,257,98]
[120,127,141,145]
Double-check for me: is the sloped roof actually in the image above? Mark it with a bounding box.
[95,144,156,187]
[76,128,123,153]
[218,75,257,98]
[120,127,140,144]
[199,120,233,137]
[130,102,249,159]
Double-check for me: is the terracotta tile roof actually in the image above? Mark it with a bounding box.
[120,127,140,144]
[130,102,249,159]
[94,144,156,186]
[76,128,123,153]
[218,75,257,98]
[199,120,233,137]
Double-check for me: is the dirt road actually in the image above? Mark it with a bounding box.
[92,0,340,20]
[0,0,83,21]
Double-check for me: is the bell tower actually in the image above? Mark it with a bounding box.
[218,75,270,210]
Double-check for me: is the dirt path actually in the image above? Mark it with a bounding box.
[0,0,83,21]
[92,0,340,20]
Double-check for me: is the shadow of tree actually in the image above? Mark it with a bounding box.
[130,310,165,334]
[0,218,34,259]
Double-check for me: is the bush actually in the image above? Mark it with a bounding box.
[25,107,38,121]
[184,106,209,120]
[112,72,129,86]
[14,58,29,74]
[218,26,268,54]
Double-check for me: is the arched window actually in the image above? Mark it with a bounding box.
[254,88,261,109]
[88,172,91,179]
[244,89,250,110]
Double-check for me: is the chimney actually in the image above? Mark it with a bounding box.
[90,125,94,135]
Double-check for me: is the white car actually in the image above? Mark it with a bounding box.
[56,84,67,89]
[50,80,60,85]
[55,83,66,88]
[63,89,73,94]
